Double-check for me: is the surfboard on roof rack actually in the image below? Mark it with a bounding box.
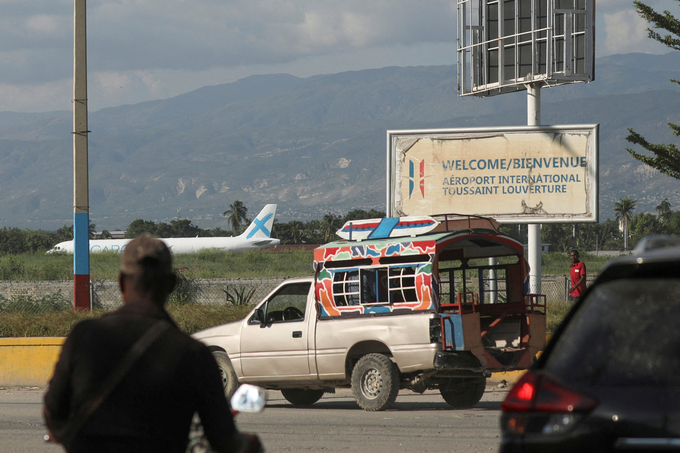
[336,216,439,241]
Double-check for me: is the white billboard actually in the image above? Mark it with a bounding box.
[387,125,598,223]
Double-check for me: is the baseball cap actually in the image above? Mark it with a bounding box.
[120,235,173,276]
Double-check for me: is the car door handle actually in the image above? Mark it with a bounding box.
[292,331,302,338]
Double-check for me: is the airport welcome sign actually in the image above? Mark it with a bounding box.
[388,125,598,223]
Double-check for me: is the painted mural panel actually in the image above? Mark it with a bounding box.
[314,240,437,317]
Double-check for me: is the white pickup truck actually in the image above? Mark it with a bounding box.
[193,216,546,411]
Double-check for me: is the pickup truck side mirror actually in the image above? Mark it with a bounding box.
[254,307,266,327]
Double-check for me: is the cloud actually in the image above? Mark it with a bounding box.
[85,1,456,72]
[602,8,671,56]
[0,79,71,112]
[0,0,677,112]
[25,15,63,35]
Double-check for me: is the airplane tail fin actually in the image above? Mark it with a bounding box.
[239,204,277,239]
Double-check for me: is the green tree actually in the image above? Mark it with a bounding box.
[614,197,637,250]
[665,211,680,235]
[320,213,342,243]
[24,230,57,252]
[55,225,73,241]
[541,224,573,252]
[288,220,304,244]
[169,219,201,237]
[657,197,673,223]
[592,220,619,251]
[342,209,385,223]
[0,228,27,255]
[223,200,248,233]
[626,1,680,177]
[125,219,158,238]
[304,219,323,244]
[629,213,662,248]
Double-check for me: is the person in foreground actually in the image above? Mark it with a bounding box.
[43,235,260,453]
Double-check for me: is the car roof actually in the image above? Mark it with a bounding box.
[592,235,680,284]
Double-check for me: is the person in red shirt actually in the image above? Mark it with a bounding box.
[569,250,587,301]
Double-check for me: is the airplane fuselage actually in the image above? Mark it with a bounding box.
[49,237,281,254]
[47,204,280,255]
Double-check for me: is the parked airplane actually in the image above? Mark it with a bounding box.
[47,204,280,254]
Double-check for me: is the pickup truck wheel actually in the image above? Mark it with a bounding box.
[212,351,239,399]
[351,353,399,411]
[281,389,324,406]
[440,377,486,409]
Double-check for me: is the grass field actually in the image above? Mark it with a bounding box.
[0,303,254,337]
[0,249,316,280]
[0,250,614,281]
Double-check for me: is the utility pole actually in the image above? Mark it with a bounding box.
[73,0,90,310]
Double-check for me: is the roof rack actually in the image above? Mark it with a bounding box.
[431,213,501,234]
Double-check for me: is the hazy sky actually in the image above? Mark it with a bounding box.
[1,0,676,113]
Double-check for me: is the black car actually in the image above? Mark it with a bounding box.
[500,236,680,452]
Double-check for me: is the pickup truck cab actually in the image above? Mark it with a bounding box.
[193,216,546,411]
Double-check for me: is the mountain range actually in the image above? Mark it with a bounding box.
[0,51,679,231]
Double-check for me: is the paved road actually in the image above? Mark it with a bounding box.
[0,385,507,452]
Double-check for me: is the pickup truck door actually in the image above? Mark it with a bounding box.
[240,281,313,381]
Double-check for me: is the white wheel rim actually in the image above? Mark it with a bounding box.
[361,368,383,400]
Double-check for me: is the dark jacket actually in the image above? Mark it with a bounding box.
[44,300,236,453]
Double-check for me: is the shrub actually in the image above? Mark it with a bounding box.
[223,285,257,306]
[169,267,203,305]
[0,291,71,313]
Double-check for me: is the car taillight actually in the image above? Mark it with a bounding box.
[501,370,597,436]
[502,370,540,412]
[502,370,597,413]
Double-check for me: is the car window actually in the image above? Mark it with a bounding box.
[250,282,311,324]
[544,278,680,389]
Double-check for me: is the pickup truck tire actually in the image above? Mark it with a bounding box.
[212,351,239,399]
[440,377,486,409]
[351,353,399,411]
[281,389,325,406]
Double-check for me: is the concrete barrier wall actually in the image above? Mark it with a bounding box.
[0,337,65,386]
[0,335,552,387]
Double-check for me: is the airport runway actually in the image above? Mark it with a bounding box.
[0,386,507,452]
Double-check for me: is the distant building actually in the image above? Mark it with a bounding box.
[92,230,126,239]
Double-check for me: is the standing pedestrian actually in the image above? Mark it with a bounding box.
[568,250,587,302]
[44,235,260,453]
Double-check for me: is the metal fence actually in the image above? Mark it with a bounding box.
[0,277,288,313]
[0,275,595,314]
[540,275,597,302]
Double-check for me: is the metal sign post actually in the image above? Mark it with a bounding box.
[73,0,90,310]
[454,0,597,295]
[527,84,541,294]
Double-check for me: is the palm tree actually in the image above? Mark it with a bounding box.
[614,197,636,250]
[289,220,303,244]
[656,198,672,223]
[222,200,248,233]
[320,213,341,243]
